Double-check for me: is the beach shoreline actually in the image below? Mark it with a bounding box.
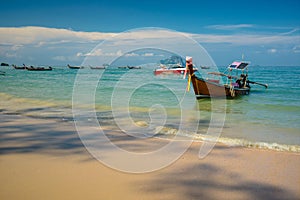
[1,114,299,200]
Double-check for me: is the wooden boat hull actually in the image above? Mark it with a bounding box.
[12,65,25,69]
[68,64,83,69]
[128,66,141,69]
[13,66,26,69]
[154,68,198,76]
[26,67,52,71]
[190,74,250,98]
[154,68,186,75]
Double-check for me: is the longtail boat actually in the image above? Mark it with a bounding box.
[24,64,52,71]
[154,63,198,75]
[12,64,26,69]
[26,66,52,71]
[186,57,267,99]
[68,64,83,69]
[128,66,141,69]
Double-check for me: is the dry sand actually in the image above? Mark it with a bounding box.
[0,114,299,200]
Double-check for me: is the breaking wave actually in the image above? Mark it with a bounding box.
[155,126,300,153]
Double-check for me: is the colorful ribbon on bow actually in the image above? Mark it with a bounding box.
[185,56,192,91]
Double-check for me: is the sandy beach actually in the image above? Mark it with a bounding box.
[0,114,299,200]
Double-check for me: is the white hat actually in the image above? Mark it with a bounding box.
[186,56,192,63]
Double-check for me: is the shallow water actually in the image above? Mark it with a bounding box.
[0,65,299,151]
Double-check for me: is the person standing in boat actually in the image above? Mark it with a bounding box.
[236,74,248,88]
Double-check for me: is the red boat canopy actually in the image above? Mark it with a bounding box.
[228,61,249,69]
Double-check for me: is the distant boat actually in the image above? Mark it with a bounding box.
[90,66,106,69]
[12,64,26,69]
[25,65,53,71]
[1,62,9,66]
[118,66,128,69]
[200,66,210,69]
[154,64,198,75]
[186,58,268,99]
[67,64,83,69]
[127,66,141,69]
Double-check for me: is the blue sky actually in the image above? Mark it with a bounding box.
[0,0,300,66]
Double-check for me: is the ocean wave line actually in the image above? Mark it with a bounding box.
[154,126,300,153]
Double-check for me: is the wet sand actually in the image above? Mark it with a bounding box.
[0,114,299,200]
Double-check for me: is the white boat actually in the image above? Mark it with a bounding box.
[154,64,198,75]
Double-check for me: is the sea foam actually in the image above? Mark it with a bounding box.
[154,126,300,153]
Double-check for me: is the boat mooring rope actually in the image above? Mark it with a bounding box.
[230,85,235,97]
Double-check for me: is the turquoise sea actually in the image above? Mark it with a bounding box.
[0,65,300,152]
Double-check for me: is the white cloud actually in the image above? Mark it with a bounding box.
[278,28,299,36]
[0,26,115,46]
[77,50,160,58]
[53,55,80,62]
[142,53,154,57]
[125,52,139,57]
[5,52,18,58]
[190,33,300,45]
[77,49,124,57]
[268,48,277,53]
[1,26,300,65]
[53,56,67,61]
[201,24,300,46]
[11,44,23,51]
[206,24,254,30]
[293,45,300,53]
[1,26,299,48]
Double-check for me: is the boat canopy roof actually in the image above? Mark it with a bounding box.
[228,61,249,69]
